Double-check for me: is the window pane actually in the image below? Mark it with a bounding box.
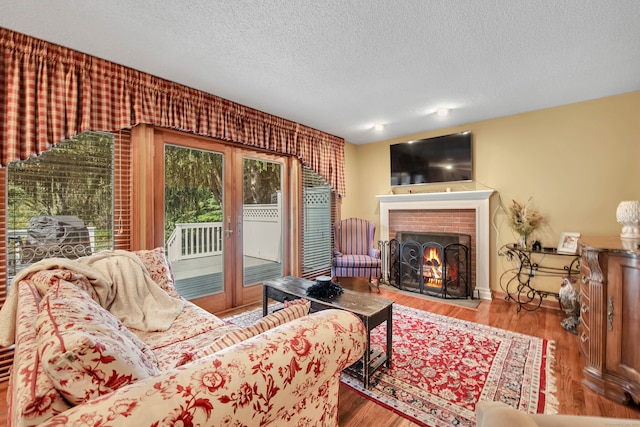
[242,157,283,286]
[7,132,114,281]
[164,145,224,299]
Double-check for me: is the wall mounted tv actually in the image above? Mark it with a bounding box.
[390,131,473,186]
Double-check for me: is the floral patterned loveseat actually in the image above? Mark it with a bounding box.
[0,248,367,427]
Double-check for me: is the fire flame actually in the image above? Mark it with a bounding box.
[423,247,459,285]
[423,247,443,281]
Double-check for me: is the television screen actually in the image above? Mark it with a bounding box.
[390,131,472,186]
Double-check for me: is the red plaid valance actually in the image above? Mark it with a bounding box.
[0,27,346,196]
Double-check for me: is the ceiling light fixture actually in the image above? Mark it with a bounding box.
[373,123,385,131]
[435,108,450,117]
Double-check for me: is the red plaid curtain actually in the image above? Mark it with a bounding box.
[0,27,346,196]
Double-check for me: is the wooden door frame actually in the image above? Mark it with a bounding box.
[152,128,293,313]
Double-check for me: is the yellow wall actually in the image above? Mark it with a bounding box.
[343,91,640,296]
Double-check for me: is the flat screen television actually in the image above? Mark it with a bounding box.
[390,131,472,186]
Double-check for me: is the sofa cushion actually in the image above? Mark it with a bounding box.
[157,324,244,369]
[10,281,72,427]
[333,254,380,268]
[191,299,311,360]
[475,401,538,427]
[30,268,101,302]
[130,301,227,352]
[132,247,180,298]
[36,281,160,405]
[475,401,640,427]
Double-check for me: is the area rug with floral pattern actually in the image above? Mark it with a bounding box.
[223,303,557,427]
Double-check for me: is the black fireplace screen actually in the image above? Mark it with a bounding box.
[381,237,472,299]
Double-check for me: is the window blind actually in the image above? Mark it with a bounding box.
[301,167,336,279]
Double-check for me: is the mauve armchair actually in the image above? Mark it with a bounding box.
[331,218,381,292]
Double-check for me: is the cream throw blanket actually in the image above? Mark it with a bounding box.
[0,250,185,346]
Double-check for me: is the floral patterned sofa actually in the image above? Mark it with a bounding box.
[0,248,367,427]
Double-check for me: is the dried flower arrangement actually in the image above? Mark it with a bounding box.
[507,199,546,245]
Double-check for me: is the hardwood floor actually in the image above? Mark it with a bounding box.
[1,278,639,426]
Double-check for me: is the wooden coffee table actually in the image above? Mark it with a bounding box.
[263,276,393,388]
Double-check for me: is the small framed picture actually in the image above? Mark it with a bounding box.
[557,232,581,254]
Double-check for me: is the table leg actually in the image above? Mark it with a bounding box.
[262,286,268,316]
[386,304,392,368]
[363,317,371,388]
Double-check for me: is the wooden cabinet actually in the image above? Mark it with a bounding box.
[579,236,640,404]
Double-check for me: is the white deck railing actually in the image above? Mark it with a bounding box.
[166,222,224,262]
[8,200,282,269]
[165,201,282,263]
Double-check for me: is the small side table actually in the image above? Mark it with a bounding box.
[499,244,580,312]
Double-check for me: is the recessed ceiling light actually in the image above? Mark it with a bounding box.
[436,108,450,117]
[373,123,385,131]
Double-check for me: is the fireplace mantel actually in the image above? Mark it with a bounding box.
[376,189,495,300]
[376,189,494,204]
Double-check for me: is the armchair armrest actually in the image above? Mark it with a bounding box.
[40,309,367,427]
[369,247,380,258]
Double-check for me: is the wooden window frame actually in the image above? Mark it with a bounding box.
[0,130,132,382]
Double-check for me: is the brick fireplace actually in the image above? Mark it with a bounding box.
[376,190,494,300]
[390,209,476,295]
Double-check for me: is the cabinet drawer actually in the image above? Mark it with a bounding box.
[579,293,590,329]
[578,321,590,360]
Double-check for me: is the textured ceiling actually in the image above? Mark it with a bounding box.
[1,0,639,144]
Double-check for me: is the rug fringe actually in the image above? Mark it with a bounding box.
[545,340,559,414]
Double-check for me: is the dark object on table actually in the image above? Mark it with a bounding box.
[306,276,344,299]
[531,240,542,251]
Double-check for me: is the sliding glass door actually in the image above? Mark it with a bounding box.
[157,131,289,311]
